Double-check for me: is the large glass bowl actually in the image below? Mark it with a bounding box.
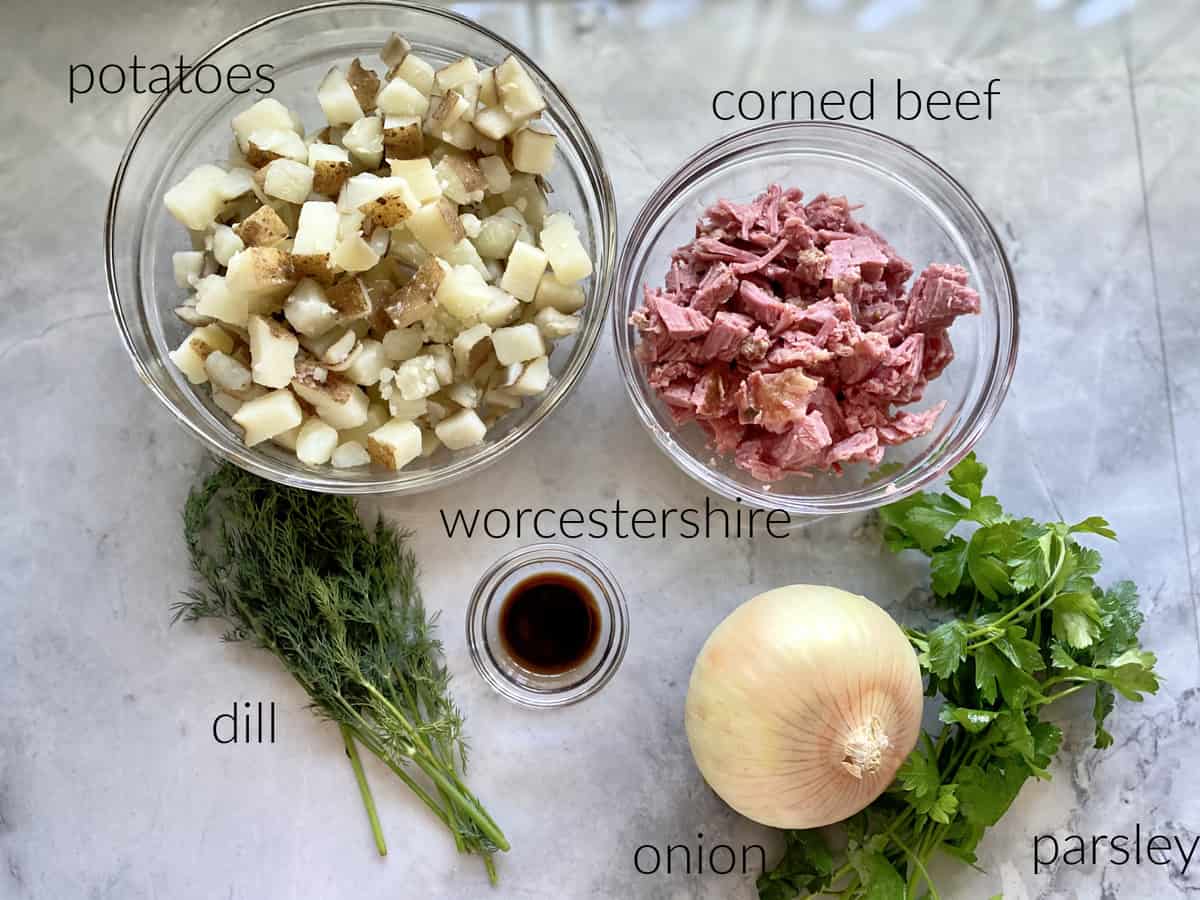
[106,1,615,494]
[613,123,1018,517]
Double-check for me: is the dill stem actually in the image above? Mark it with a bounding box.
[341,724,387,857]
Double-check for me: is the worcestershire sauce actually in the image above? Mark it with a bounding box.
[500,573,599,674]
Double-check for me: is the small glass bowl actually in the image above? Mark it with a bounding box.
[466,544,628,708]
[613,122,1018,517]
[106,1,616,495]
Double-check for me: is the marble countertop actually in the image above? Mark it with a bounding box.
[3,1,1198,898]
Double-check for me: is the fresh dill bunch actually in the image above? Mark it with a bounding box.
[177,462,508,881]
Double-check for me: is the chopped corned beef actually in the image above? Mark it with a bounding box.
[630,184,979,481]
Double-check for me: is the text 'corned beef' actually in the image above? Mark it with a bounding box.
[631,184,980,481]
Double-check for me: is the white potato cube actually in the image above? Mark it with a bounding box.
[225,247,295,309]
[435,264,492,321]
[509,355,550,396]
[389,158,441,204]
[392,355,441,400]
[292,368,370,430]
[478,155,511,194]
[533,271,586,312]
[272,422,302,451]
[499,241,548,302]
[331,233,380,273]
[248,314,299,388]
[338,401,391,446]
[233,388,303,446]
[332,440,372,468]
[194,274,248,327]
[495,55,545,119]
[376,76,430,116]
[472,106,516,141]
[392,54,435,96]
[534,306,581,341]
[164,164,226,231]
[211,224,244,267]
[447,381,481,409]
[169,324,235,384]
[511,126,556,177]
[296,418,339,465]
[460,213,482,239]
[366,418,423,470]
[478,288,521,327]
[407,198,465,257]
[434,56,479,93]
[343,338,387,385]
[204,350,253,394]
[473,215,520,260]
[232,99,297,152]
[246,128,308,165]
[382,326,424,361]
[539,212,593,283]
[492,322,546,365]
[443,238,490,281]
[435,408,487,450]
[173,251,205,288]
[284,279,338,337]
[262,160,315,206]
[343,116,384,169]
[318,67,366,125]
[217,168,256,201]
[427,344,454,386]
[387,395,428,419]
[452,322,492,373]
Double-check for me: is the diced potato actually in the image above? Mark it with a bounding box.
[164,164,227,231]
[492,322,546,365]
[478,288,521,327]
[495,55,546,119]
[387,394,428,419]
[343,338,387,385]
[509,355,550,396]
[367,418,423,470]
[391,355,441,400]
[382,326,424,361]
[434,57,479,93]
[283,279,338,337]
[389,158,441,204]
[233,388,303,446]
[538,212,593,283]
[346,58,381,113]
[420,428,441,457]
[376,76,430,117]
[503,174,548,228]
[292,362,370,429]
[338,401,390,446]
[460,213,482,239]
[511,126,556,176]
[236,205,290,247]
[388,228,429,268]
[472,106,515,141]
[483,388,523,411]
[478,66,498,107]
[203,350,253,395]
[226,247,295,310]
[272,422,302,451]
[451,322,492,374]
[359,179,419,229]
[382,115,424,159]
[427,91,471,134]
[407,198,465,257]
[262,159,315,204]
[326,277,373,324]
[473,214,520,260]
[169,324,236,384]
[380,33,411,69]
[436,154,486,205]
[245,128,308,167]
[295,418,339,465]
[211,224,244,267]
[386,257,444,327]
[332,440,372,468]
[435,408,487,450]
[174,250,205,288]
[217,168,257,201]
[337,173,384,214]
[434,264,493,321]
[190,275,245,328]
[533,271,586,313]
[534,306,581,341]
[320,329,359,367]
[391,54,435,96]
[499,241,548,302]
[447,381,481,409]
[343,116,384,169]
[308,143,353,196]
[331,233,380,273]
[478,155,511,194]
[232,99,298,151]
[443,238,490,281]
[318,67,365,125]
[248,314,299,388]
[427,344,454,385]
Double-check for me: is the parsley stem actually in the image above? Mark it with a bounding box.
[341,724,387,857]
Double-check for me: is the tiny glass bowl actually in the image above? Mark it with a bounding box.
[466,543,628,708]
[613,122,1018,517]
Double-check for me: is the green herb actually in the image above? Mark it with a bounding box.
[177,463,508,880]
[757,454,1159,900]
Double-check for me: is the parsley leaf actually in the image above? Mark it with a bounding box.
[756,830,833,900]
[925,620,970,679]
[947,455,988,502]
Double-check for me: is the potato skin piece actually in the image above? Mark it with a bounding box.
[385,258,444,328]
[347,58,381,113]
[359,193,414,229]
[312,159,353,196]
[327,277,371,321]
[235,205,290,247]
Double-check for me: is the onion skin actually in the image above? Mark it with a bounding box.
[684,585,924,829]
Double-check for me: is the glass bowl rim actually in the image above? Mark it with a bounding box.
[465,542,630,709]
[612,120,1019,516]
[105,0,618,495]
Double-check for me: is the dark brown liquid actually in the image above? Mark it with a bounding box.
[499,573,599,675]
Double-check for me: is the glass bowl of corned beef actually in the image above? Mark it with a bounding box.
[614,122,1017,516]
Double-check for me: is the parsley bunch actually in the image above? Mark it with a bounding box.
[757,454,1159,900]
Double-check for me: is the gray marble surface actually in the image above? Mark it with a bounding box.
[2,1,1198,898]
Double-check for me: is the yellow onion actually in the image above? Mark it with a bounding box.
[684,585,924,828]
